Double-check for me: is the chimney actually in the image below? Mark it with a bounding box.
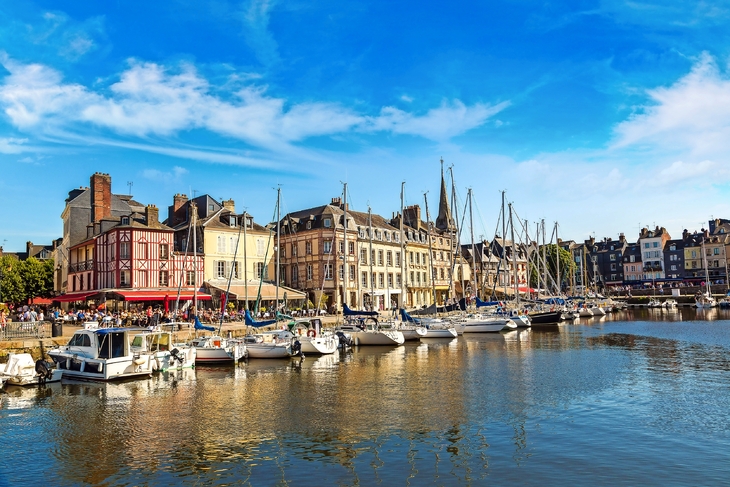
[173,194,188,212]
[683,229,689,240]
[404,205,422,228]
[222,199,235,212]
[145,205,159,226]
[90,173,112,222]
[331,197,342,206]
[619,233,625,243]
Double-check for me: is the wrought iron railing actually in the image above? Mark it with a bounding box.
[1,321,50,340]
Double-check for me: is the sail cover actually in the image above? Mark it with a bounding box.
[194,316,215,332]
[400,308,421,324]
[244,310,277,327]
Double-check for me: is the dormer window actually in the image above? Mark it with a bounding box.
[229,216,236,228]
[121,216,130,225]
[306,221,312,230]
[324,218,331,228]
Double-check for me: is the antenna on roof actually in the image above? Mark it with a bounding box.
[127,181,133,195]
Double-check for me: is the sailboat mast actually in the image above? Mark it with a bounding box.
[535,222,540,298]
[468,189,477,302]
[275,187,281,314]
[524,219,530,299]
[509,203,519,305]
[501,190,507,299]
[192,201,198,314]
[555,222,560,295]
[541,219,547,297]
[449,166,462,302]
[343,182,348,308]
[400,181,405,309]
[243,211,248,309]
[424,193,437,306]
[368,207,375,310]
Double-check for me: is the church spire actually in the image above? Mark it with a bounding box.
[435,158,455,232]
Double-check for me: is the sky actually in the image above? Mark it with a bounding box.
[2,0,730,251]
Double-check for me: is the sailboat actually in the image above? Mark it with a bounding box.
[189,201,247,364]
[696,238,717,308]
[243,188,302,358]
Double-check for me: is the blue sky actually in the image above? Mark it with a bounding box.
[2,0,730,251]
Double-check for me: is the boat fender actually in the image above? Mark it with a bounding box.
[307,329,316,338]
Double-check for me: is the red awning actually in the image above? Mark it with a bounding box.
[30,297,54,305]
[111,290,212,301]
[54,291,99,302]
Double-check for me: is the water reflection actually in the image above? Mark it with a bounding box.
[3,315,730,486]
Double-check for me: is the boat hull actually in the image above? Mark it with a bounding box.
[460,318,515,333]
[422,327,458,338]
[529,311,563,324]
[351,330,405,346]
[299,335,338,355]
[246,344,294,359]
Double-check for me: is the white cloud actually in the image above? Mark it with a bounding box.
[366,100,510,141]
[400,94,413,103]
[612,52,730,159]
[239,0,280,66]
[0,57,501,154]
[142,165,190,183]
[0,137,29,153]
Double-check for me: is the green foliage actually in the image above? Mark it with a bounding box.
[0,256,55,304]
[0,255,24,304]
[528,244,577,291]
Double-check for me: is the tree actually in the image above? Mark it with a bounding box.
[0,255,25,304]
[19,257,54,302]
[528,244,576,292]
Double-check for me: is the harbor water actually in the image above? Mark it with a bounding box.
[2,308,730,486]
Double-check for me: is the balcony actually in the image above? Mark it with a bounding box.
[643,265,662,272]
[68,260,94,273]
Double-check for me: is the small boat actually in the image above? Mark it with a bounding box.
[578,306,594,317]
[662,299,677,309]
[48,327,156,381]
[1,353,63,386]
[528,310,563,324]
[191,317,247,364]
[422,322,458,338]
[336,321,405,346]
[695,292,717,309]
[244,329,301,359]
[648,299,662,308]
[291,319,338,355]
[131,329,196,371]
[396,322,428,340]
[455,314,516,333]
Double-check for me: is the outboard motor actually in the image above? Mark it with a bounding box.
[35,359,53,385]
[291,340,302,357]
[335,331,353,349]
[170,348,184,364]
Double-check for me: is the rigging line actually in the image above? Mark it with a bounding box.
[174,216,194,317]
[253,192,280,316]
[217,211,245,335]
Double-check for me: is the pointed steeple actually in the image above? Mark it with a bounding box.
[435,158,455,232]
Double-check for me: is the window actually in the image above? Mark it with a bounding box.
[387,251,393,266]
[120,216,130,225]
[323,241,332,254]
[611,263,616,271]
[349,242,354,254]
[230,216,236,228]
[217,261,226,278]
[256,239,265,256]
[372,272,377,287]
[670,244,676,251]
[409,252,414,264]
[217,236,226,253]
[395,252,401,267]
[159,270,169,286]
[120,242,130,259]
[339,241,344,254]
[306,241,312,255]
[417,272,421,284]
[292,265,298,283]
[691,250,697,258]
[280,246,286,258]
[671,265,677,271]
[372,249,375,263]
[416,253,420,265]
[396,273,401,287]
[307,264,313,280]
[653,242,658,248]
[360,248,367,264]
[186,270,195,286]
[610,254,616,261]
[324,218,331,228]
[644,243,650,249]
[362,272,368,287]
[394,232,400,243]
[388,273,393,287]
[339,265,344,280]
[714,248,720,255]
[349,265,355,280]
[306,221,312,229]
[256,262,266,280]
[378,250,384,266]
[159,243,169,260]
[379,273,385,288]
[291,244,297,256]
[209,204,215,212]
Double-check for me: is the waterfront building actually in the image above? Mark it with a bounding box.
[486,238,529,297]
[638,226,671,281]
[588,235,627,288]
[683,230,706,282]
[663,239,685,281]
[622,242,643,284]
[55,173,145,295]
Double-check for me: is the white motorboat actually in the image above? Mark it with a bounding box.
[131,329,196,371]
[292,319,338,355]
[647,299,662,308]
[455,314,516,333]
[396,323,428,340]
[336,322,405,346]
[422,322,458,338]
[1,353,63,386]
[695,292,717,309]
[662,299,678,309]
[48,327,155,381]
[578,306,594,317]
[192,335,247,364]
[244,329,301,359]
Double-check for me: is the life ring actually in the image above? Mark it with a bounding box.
[307,329,316,338]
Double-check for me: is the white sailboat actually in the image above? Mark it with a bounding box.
[696,238,717,308]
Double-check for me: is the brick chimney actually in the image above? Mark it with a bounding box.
[222,199,235,212]
[173,194,188,212]
[90,173,112,222]
[403,204,422,228]
[331,196,342,206]
[145,205,159,226]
